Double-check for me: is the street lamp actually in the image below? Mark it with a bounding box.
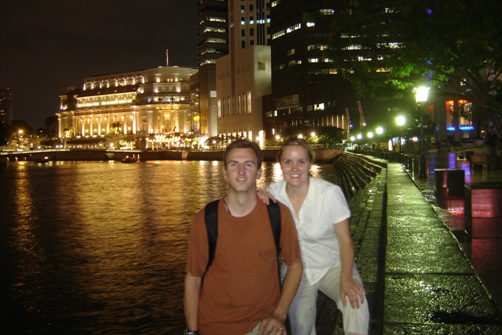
[375,127,384,152]
[415,86,430,178]
[17,129,24,149]
[395,115,406,154]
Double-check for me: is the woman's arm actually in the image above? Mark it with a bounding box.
[334,219,366,308]
[257,190,277,204]
[259,259,303,334]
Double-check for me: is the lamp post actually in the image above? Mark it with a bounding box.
[395,115,406,155]
[415,86,430,178]
[17,129,24,149]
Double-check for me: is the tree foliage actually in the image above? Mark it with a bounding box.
[283,125,345,147]
[329,0,502,136]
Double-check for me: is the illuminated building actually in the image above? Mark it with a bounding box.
[267,0,365,138]
[57,66,198,147]
[215,0,272,145]
[197,0,229,136]
[442,99,475,139]
[0,88,12,127]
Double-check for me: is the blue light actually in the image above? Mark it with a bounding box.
[446,127,456,131]
[459,126,474,131]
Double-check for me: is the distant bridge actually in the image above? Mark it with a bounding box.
[0,149,141,163]
[1,147,343,164]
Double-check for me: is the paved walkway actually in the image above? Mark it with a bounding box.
[317,161,502,334]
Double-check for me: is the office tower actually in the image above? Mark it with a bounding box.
[215,0,272,145]
[197,0,229,136]
[0,88,13,127]
[268,0,355,138]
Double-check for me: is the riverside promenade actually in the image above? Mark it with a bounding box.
[318,156,502,335]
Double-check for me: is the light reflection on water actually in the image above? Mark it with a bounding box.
[0,160,335,334]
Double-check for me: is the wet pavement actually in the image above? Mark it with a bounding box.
[318,158,502,335]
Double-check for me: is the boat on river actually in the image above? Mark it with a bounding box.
[121,155,137,163]
[36,156,50,163]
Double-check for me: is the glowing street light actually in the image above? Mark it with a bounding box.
[415,86,430,178]
[17,129,24,148]
[395,116,406,154]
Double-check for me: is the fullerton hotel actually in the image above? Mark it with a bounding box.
[57,66,199,149]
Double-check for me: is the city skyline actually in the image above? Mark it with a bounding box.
[0,0,198,129]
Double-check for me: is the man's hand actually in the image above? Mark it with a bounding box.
[259,314,287,335]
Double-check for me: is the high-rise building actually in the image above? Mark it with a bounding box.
[197,0,229,136]
[267,0,355,139]
[0,88,13,127]
[215,0,272,145]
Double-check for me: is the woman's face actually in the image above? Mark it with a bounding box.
[279,145,311,187]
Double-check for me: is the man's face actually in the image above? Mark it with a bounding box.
[223,148,262,193]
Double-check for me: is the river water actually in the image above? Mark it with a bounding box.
[0,160,336,335]
[2,158,500,334]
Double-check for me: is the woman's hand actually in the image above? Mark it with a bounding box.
[257,190,277,205]
[340,277,366,309]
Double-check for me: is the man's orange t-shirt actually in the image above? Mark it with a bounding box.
[186,199,301,335]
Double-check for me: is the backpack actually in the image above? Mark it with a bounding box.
[204,199,281,273]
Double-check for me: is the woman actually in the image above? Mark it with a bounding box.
[265,137,369,335]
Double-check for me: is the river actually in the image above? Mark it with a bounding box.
[0,160,336,335]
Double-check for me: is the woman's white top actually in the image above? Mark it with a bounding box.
[267,177,351,285]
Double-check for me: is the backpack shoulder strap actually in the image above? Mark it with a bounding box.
[204,199,281,272]
[266,201,281,255]
[204,199,219,270]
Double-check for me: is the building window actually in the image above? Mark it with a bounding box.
[247,92,252,113]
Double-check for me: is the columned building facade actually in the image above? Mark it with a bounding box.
[57,66,198,148]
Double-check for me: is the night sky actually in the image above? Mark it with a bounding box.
[1,0,198,129]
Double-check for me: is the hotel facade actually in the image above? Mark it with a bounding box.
[57,66,198,149]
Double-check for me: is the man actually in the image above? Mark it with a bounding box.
[184,139,303,335]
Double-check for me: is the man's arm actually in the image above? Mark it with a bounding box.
[184,273,202,331]
[259,259,303,333]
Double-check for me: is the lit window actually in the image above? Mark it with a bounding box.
[320,9,335,15]
[314,103,325,111]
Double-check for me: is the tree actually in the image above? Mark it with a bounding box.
[44,116,58,138]
[329,0,502,138]
[8,120,34,138]
[0,123,7,146]
[283,125,345,147]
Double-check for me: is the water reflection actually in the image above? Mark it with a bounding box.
[2,160,330,334]
[415,152,502,307]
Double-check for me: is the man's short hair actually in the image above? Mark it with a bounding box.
[223,139,263,167]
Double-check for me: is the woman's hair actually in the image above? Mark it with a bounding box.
[277,136,315,162]
[223,139,263,166]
